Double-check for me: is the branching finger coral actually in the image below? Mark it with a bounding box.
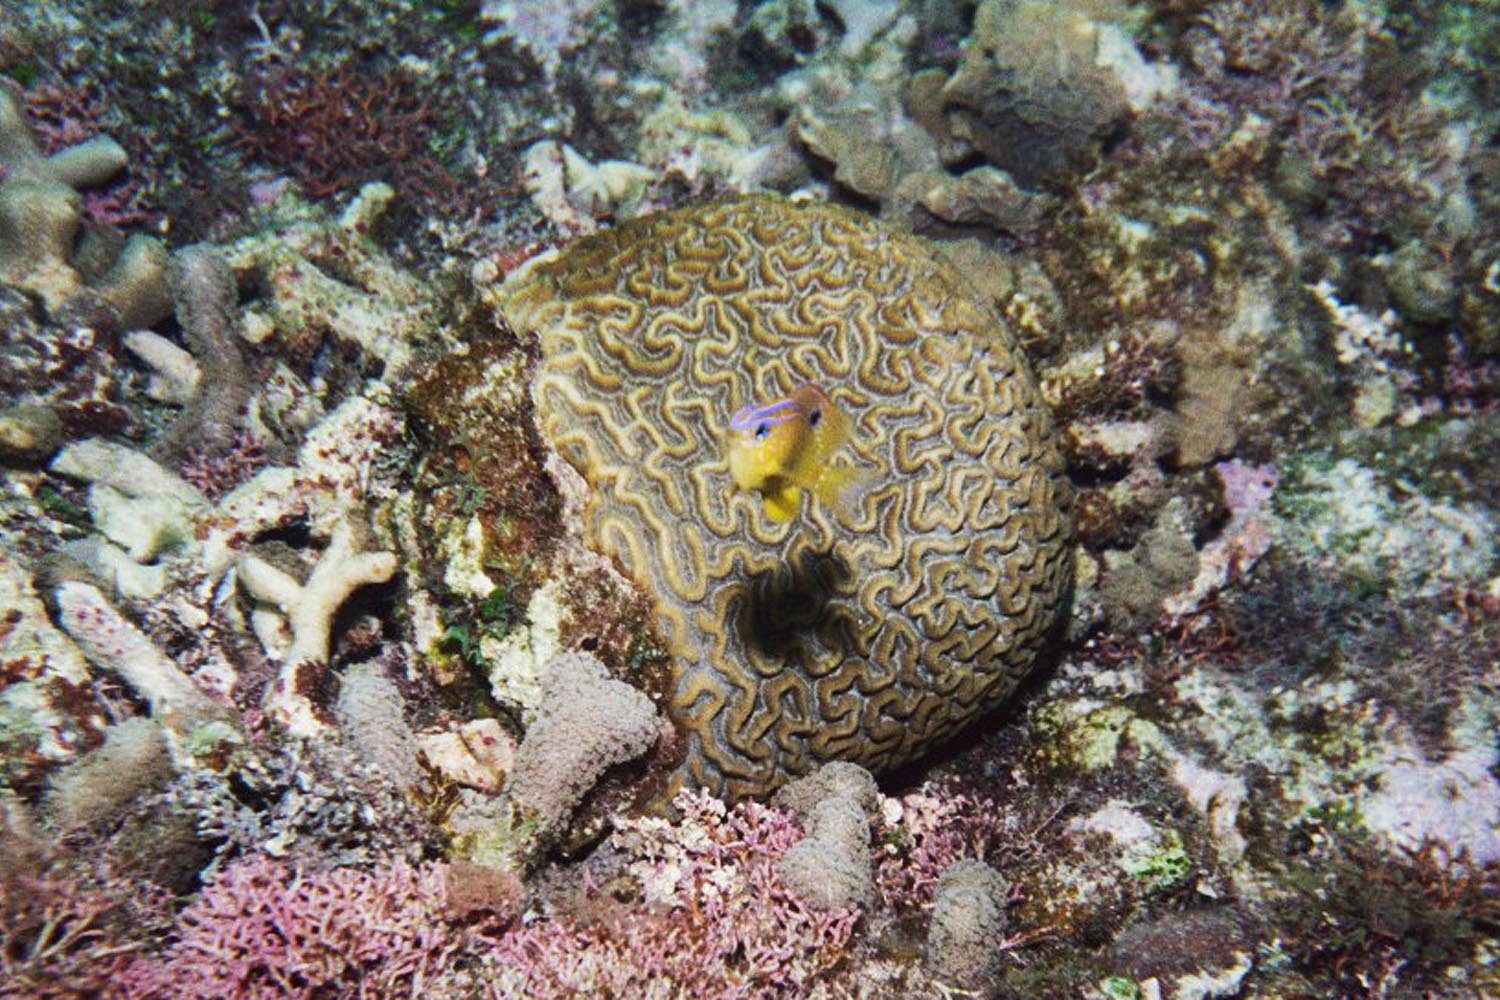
[122,331,199,406]
[51,580,223,744]
[0,82,120,307]
[50,438,204,507]
[49,437,204,567]
[0,81,168,328]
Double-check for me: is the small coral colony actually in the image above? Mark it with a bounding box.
[2,0,1499,998]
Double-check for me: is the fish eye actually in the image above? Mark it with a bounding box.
[755,422,770,440]
[808,408,821,427]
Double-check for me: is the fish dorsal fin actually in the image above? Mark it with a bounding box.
[821,396,853,446]
[763,485,801,522]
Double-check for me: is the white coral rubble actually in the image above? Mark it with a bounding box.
[238,518,398,737]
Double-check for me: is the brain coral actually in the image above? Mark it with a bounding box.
[494,196,1072,802]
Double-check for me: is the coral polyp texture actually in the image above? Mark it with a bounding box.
[495,195,1074,802]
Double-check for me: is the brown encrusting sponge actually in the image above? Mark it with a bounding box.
[495,196,1073,803]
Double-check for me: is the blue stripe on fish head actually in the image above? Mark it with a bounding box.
[730,398,799,436]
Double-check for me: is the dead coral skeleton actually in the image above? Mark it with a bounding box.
[51,580,225,747]
[237,517,398,737]
[223,182,431,376]
[48,392,406,743]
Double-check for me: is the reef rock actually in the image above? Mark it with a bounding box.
[490,196,1073,802]
[939,0,1130,188]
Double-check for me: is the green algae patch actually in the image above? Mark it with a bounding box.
[1120,828,1192,895]
[1099,976,1141,1000]
[1032,701,1166,773]
[181,720,241,765]
[450,800,542,873]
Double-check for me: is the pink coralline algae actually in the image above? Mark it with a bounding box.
[486,791,858,1000]
[102,792,861,1000]
[873,788,1012,913]
[117,857,469,1000]
[1215,459,1278,518]
[21,82,155,228]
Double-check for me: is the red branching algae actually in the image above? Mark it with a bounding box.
[491,240,556,277]
[872,788,1011,913]
[234,63,493,223]
[117,856,470,1000]
[21,81,156,228]
[6,786,1056,998]
[21,82,109,153]
[180,430,268,501]
[487,791,858,999]
[235,64,436,200]
[1052,332,1183,422]
[0,871,152,999]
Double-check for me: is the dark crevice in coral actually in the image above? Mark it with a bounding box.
[328,576,404,666]
[735,548,855,662]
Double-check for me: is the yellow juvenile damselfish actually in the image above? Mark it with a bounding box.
[725,383,865,522]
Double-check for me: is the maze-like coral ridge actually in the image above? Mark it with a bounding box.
[499,196,1073,802]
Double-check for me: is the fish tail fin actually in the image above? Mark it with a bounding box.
[813,462,877,521]
[764,485,802,522]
